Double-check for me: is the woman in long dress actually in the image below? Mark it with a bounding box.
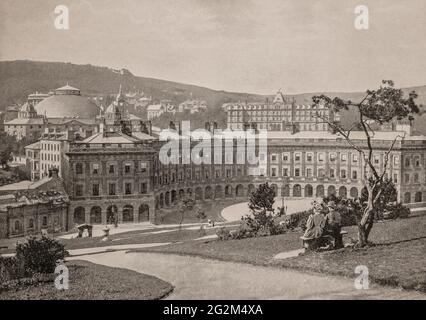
[302,201,326,244]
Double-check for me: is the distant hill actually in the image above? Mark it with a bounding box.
[1,60,425,133]
[0,60,268,110]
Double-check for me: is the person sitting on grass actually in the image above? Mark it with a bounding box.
[324,201,344,249]
[302,201,326,246]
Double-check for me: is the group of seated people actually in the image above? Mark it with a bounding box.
[302,200,344,250]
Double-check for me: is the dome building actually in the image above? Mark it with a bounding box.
[34,84,100,119]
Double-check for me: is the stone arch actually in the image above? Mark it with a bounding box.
[106,205,118,224]
[327,185,336,196]
[138,204,150,222]
[159,193,164,208]
[205,186,213,200]
[225,185,233,198]
[415,191,422,203]
[316,185,324,197]
[339,186,347,198]
[282,185,290,197]
[305,184,313,197]
[73,207,85,224]
[404,192,411,204]
[123,205,134,222]
[236,184,245,197]
[179,189,185,199]
[247,184,255,196]
[187,188,193,197]
[270,184,278,197]
[155,196,159,210]
[171,190,178,204]
[350,187,359,198]
[215,185,223,199]
[90,206,102,224]
[195,187,203,200]
[165,191,171,206]
[293,184,302,197]
[14,220,21,231]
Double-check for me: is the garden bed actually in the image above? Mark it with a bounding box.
[0,260,173,300]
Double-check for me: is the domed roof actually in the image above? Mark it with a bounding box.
[34,94,100,118]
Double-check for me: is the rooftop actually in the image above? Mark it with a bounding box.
[81,131,142,144]
[4,118,44,125]
[24,141,41,150]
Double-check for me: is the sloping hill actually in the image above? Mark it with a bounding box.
[0,60,267,110]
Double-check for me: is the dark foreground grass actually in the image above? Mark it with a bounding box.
[134,215,426,293]
[0,260,173,300]
[273,238,426,292]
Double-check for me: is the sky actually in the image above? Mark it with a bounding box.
[0,0,425,94]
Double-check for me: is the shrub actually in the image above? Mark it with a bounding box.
[15,236,69,276]
[283,209,312,231]
[383,203,410,219]
[216,227,232,241]
[0,256,24,283]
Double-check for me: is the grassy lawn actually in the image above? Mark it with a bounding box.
[60,227,219,250]
[133,215,426,293]
[0,260,173,300]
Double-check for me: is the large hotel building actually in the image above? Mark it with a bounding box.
[1,87,425,237]
[224,91,339,131]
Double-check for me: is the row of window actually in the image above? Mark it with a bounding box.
[273,152,360,164]
[41,152,60,162]
[404,172,426,184]
[41,143,60,151]
[75,161,148,175]
[404,156,424,167]
[155,167,245,185]
[75,182,148,197]
[269,167,360,180]
[13,216,48,231]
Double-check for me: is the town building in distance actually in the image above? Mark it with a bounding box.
[223,91,339,131]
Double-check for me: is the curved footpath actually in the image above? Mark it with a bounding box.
[221,197,316,222]
[69,251,425,300]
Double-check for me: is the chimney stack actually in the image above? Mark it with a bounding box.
[100,118,106,137]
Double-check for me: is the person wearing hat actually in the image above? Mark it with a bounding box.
[325,201,343,248]
[302,201,326,249]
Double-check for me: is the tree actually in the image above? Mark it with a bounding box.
[196,206,206,223]
[312,80,419,246]
[196,206,207,236]
[0,145,13,170]
[244,183,281,235]
[178,197,195,229]
[248,182,275,214]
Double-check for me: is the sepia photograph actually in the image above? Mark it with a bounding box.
[0,0,425,309]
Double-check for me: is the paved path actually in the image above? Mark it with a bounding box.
[71,251,426,300]
[221,197,317,221]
